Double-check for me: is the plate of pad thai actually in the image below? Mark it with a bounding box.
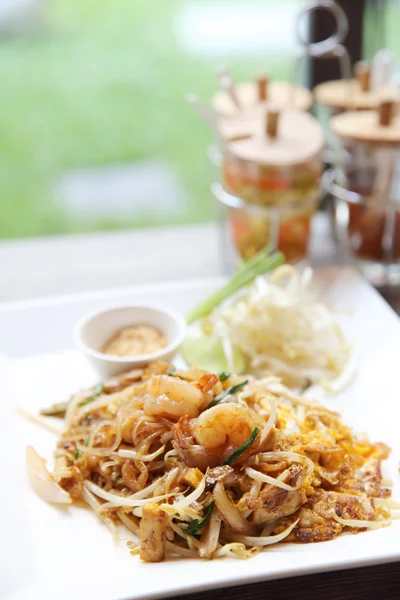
[2,263,400,600]
[30,363,396,562]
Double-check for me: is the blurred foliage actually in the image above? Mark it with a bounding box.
[0,0,292,238]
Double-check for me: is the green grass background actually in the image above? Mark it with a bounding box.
[0,0,292,238]
[1,0,398,239]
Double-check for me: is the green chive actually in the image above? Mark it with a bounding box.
[300,379,312,395]
[167,366,186,379]
[208,380,248,409]
[42,383,104,417]
[218,371,230,382]
[222,427,260,466]
[186,249,285,324]
[40,401,69,417]
[185,502,214,536]
[78,383,104,407]
[75,436,91,461]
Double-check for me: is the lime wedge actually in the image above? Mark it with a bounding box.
[181,334,246,374]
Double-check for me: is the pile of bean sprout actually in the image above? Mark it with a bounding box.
[211,265,351,389]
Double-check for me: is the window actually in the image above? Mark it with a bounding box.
[0,0,305,239]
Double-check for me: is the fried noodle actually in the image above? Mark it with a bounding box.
[30,363,394,562]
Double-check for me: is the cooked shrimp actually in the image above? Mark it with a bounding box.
[172,415,223,470]
[172,404,261,470]
[144,375,206,419]
[193,403,257,449]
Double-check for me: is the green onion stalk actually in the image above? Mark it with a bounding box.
[186,247,285,324]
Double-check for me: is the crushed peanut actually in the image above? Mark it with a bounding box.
[102,325,168,357]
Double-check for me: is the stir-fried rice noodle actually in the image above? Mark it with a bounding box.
[30,363,394,561]
[211,266,351,389]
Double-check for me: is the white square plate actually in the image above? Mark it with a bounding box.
[1,268,400,600]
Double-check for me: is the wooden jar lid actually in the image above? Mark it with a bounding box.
[314,79,400,110]
[330,100,400,146]
[225,109,325,166]
[219,110,259,141]
[314,62,400,110]
[212,79,313,116]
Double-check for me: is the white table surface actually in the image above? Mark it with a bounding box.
[0,215,338,304]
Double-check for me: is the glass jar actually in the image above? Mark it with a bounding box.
[222,154,322,207]
[213,182,318,269]
[211,108,324,268]
[326,147,400,288]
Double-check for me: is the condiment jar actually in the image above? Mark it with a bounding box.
[327,99,400,288]
[215,108,325,264]
[222,108,324,205]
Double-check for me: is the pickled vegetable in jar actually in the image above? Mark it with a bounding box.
[223,157,321,207]
[215,108,324,265]
[346,202,400,262]
[221,109,324,207]
[228,201,315,264]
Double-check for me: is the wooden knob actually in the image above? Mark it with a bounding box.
[257,75,269,102]
[379,99,394,127]
[265,109,280,139]
[354,61,371,93]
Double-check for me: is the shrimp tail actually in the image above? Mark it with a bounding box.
[172,415,222,470]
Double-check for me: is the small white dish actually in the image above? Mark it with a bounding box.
[74,304,186,378]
